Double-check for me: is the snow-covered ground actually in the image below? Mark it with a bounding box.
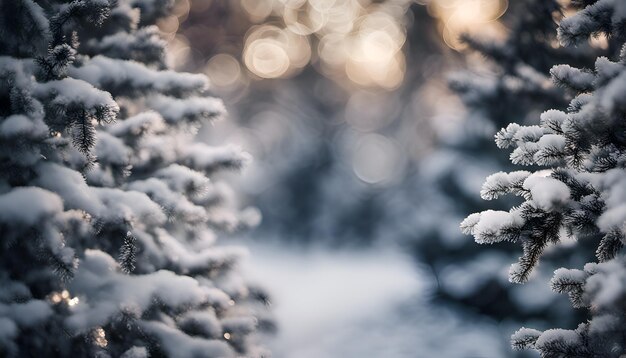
[241,243,511,358]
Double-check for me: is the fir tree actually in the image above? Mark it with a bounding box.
[0,1,268,357]
[406,0,602,327]
[462,0,626,356]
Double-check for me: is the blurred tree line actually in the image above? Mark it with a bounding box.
[176,0,614,354]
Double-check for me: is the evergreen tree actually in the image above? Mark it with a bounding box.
[407,0,604,326]
[0,1,268,357]
[462,0,626,356]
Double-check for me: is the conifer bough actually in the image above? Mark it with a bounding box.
[462,0,626,356]
[0,0,267,357]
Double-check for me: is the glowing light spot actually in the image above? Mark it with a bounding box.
[241,0,274,22]
[50,292,62,304]
[284,3,328,35]
[204,54,242,87]
[245,40,291,78]
[320,0,362,34]
[355,30,397,62]
[93,327,108,347]
[429,0,508,50]
[359,11,405,53]
[318,34,348,67]
[352,134,402,184]
[172,0,191,21]
[243,25,311,78]
[235,0,411,88]
[280,0,308,9]
[223,332,231,340]
[346,52,405,89]
[49,289,82,307]
[309,0,337,11]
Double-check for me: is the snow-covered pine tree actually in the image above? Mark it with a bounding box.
[411,0,600,326]
[0,1,268,357]
[462,0,626,356]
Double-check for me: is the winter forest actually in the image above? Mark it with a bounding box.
[1,0,626,357]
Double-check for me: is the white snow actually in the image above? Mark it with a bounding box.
[34,163,103,215]
[148,95,225,124]
[550,64,594,90]
[93,187,166,226]
[0,187,63,226]
[495,123,522,149]
[66,249,229,333]
[470,210,524,244]
[597,203,626,234]
[150,228,246,273]
[536,134,566,151]
[139,320,233,358]
[588,313,619,335]
[523,175,571,211]
[511,327,541,347]
[540,109,567,129]
[127,178,207,223]
[155,164,210,194]
[107,111,166,137]
[34,77,118,118]
[594,57,622,83]
[177,310,222,338]
[513,125,546,143]
[240,243,508,358]
[0,301,52,328]
[95,131,130,166]
[69,56,208,95]
[535,328,581,350]
[120,346,149,358]
[181,143,251,172]
[0,115,48,138]
[552,267,587,286]
[480,171,531,200]
[600,69,626,115]
[585,260,626,308]
[460,212,481,235]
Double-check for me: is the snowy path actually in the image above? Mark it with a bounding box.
[240,243,510,358]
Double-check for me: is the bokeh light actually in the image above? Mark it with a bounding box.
[241,0,274,22]
[93,327,108,348]
[243,24,312,79]
[202,0,415,89]
[203,53,242,87]
[170,0,510,90]
[352,133,402,184]
[237,0,411,87]
[283,2,327,35]
[422,0,508,50]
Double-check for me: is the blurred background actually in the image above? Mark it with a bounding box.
[160,0,595,356]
